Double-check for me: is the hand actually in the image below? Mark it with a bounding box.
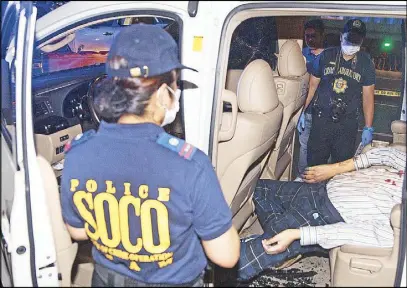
[302,163,338,183]
[297,112,305,133]
[362,126,374,146]
[262,229,300,255]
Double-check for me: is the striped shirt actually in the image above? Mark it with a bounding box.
[300,147,406,249]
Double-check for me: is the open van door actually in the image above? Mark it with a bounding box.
[1,1,58,286]
[10,1,214,286]
[33,1,227,152]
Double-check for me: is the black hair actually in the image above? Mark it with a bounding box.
[93,56,178,123]
[304,19,325,35]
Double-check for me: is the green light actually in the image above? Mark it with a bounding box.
[384,43,391,47]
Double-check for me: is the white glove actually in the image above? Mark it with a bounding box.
[297,112,305,133]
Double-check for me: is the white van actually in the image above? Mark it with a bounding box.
[1,1,406,287]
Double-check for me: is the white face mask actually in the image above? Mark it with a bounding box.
[341,44,360,56]
[341,35,361,56]
[160,86,180,127]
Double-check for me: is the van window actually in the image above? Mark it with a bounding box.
[31,14,185,139]
[228,17,278,71]
[226,15,405,140]
[32,16,177,76]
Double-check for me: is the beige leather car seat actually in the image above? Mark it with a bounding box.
[329,120,406,287]
[225,69,244,94]
[261,39,309,180]
[37,155,79,287]
[391,120,406,150]
[217,59,283,231]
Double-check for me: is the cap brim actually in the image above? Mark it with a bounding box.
[177,64,198,73]
[345,31,364,45]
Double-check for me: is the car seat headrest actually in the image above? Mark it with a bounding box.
[237,59,280,114]
[277,40,307,77]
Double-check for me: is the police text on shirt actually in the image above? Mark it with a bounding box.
[323,66,362,82]
[70,178,173,271]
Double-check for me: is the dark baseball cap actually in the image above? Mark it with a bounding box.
[106,24,197,78]
[343,19,366,45]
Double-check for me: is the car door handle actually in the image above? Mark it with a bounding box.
[103,32,113,36]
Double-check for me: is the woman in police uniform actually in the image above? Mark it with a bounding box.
[61,24,240,287]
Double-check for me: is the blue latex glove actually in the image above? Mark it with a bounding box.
[362,126,374,146]
[297,112,305,133]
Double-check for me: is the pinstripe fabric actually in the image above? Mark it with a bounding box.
[300,147,405,249]
[237,147,405,281]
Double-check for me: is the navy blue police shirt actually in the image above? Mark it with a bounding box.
[311,47,376,116]
[61,121,233,284]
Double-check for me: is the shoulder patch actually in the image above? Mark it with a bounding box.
[64,130,96,154]
[156,132,197,160]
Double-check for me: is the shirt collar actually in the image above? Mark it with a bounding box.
[97,120,165,140]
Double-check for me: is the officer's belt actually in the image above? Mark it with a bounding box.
[311,108,359,121]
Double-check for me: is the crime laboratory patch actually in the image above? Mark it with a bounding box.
[333,77,348,94]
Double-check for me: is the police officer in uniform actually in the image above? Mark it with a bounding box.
[61,24,240,287]
[303,19,375,167]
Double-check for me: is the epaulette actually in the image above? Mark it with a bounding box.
[64,130,96,154]
[156,132,197,160]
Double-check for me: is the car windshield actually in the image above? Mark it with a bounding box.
[33,1,178,77]
[32,3,176,76]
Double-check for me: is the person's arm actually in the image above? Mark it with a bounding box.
[190,154,240,268]
[354,147,406,171]
[302,158,355,183]
[300,222,395,249]
[362,84,375,128]
[303,75,321,111]
[263,221,395,254]
[302,147,406,183]
[60,159,88,241]
[66,224,89,241]
[361,56,376,129]
[202,226,240,268]
[302,51,324,111]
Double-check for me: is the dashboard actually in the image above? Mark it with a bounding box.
[32,65,105,135]
[32,66,104,166]
[34,81,91,135]
[34,83,89,133]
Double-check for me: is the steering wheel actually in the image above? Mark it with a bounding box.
[85,74,107,125]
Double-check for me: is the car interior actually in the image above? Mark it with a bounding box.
[212,12,406,286]
[2,8,406,287]
[3,15,184,287]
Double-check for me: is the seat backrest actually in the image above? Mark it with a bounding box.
[225,69,244,94]
[217,59,283,229]
[37,156,78,287]
[329,203,402,287]
[261,40,309,180]
[391,120,406,146]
